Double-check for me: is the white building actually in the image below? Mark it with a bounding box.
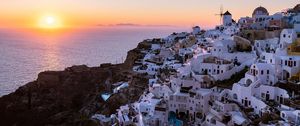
[279,29,297,48]
[148,100,169,126]
[281,109,300,125]
[191,56,234,78]
[230,63,290,116]
[192,26,201,35]
[252,6,269,22]
[276,56,300,81]
[150,84,173,100]
[251,6,269,29]
[223,11,233,26]
[254,38,279,55]
[211,39,236,55]
[168,87,212,122]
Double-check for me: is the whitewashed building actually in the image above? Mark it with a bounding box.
[223,11,233,26]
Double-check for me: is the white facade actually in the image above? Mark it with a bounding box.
[279,29,297,49]
[281,110,300,125]
[223,11,233,26]
[192,26,201,35]
[211,39,236,55]
[168,88,212,122]
[276,56,300,81]
[254,38,279,55]
[230,63,290,116]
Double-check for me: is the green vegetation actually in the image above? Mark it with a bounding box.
[215,66,249,89]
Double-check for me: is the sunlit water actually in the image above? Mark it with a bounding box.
[0,27,188,96]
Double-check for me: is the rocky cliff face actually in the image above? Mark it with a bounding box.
[0,42,150,126]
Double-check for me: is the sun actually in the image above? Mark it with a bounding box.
[46,17,55,25]
[38,15,63,29]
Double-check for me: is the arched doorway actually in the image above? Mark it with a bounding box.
[246,79,253,86]
[283,70,290,80]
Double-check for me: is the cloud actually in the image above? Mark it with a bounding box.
[96,24,105,26]
[96,23,175,27]
[115,23,141,26]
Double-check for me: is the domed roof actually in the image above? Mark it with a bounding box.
[252,6,269,17]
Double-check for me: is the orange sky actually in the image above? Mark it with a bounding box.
[0,0,298,29]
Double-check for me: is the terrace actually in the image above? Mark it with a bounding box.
[202,56,232,64]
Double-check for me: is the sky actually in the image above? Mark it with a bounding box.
[0,0,298,28]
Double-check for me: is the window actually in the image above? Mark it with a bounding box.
[261,70,264,75]
[294,61,297,66]
[282,113,285,118]
[283,34,286,38]
[211,119,216,124]
[285,60,287,66]
[233,94,237,99]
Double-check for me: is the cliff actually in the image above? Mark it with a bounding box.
[0,41,151,126]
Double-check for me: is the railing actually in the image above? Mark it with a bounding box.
[250,79,261,89]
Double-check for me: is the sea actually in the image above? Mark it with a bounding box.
[0,26,188,96]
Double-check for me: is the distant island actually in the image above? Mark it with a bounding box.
[2,4,300,126]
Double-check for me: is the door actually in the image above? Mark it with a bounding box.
[266,93,270,101]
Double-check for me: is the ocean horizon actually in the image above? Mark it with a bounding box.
[0,26,187,96]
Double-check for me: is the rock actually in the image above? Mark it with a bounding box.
[0,44,149,126]
[37,71,60,88]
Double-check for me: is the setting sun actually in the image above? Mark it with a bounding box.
[38,15,62,29]
[46,17,55,25]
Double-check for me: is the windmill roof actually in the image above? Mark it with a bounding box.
[224,11,232,15]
